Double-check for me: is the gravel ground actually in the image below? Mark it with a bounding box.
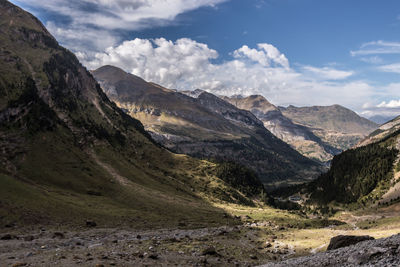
[0,225,283,266]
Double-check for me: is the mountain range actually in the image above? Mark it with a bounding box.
[224,95,377,163]
[1,2,400,266]
[92,66,322,188]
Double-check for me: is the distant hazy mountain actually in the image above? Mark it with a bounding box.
[368,115,397,125]
[93,66,322,188]
[279,104,378,151]
[0,0,258,228]
[223,95,340,163]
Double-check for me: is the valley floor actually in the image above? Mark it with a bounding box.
[1,203,400,267]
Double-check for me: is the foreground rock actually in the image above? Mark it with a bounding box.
[327,235,374,250]
[260,233,400,267]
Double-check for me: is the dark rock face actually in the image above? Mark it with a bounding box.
[327,235,374,250]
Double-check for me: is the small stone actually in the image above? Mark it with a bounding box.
[148,253,159,260]
[25,252,33,257]
[1,234,16,240]
[250,254,258,259]
[52,232,65,239]
[86,221,97,227]
[169,237,179,242]
[88,243,102,249]
[202,246,218,256]
[23,236,34,241]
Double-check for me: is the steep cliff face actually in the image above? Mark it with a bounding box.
[224,95,340,163]
[93,66,323,188]
[0,0,255,228]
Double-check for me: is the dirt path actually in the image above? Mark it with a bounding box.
[89,150,130,186]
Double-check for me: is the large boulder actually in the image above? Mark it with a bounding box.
[327,235,374,250]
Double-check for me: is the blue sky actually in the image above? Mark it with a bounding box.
[10,0,400,117]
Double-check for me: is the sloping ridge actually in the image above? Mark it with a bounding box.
[280,104,378,134]
[93,65,323,188]
[276,104,378,152]
[357,115,400,147]
[224,95,340,163]
[0,0,253,228]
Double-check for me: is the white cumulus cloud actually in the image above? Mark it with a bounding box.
[233,44,289,68]
[80,38,377,110]
[11,0,227,51]
[377,100,400,108]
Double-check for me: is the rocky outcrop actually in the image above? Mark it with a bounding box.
[327,235,374,250]
[260,233,400,267]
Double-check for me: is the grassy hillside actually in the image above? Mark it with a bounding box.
[0,0,261,229]
[307,142,397,205]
